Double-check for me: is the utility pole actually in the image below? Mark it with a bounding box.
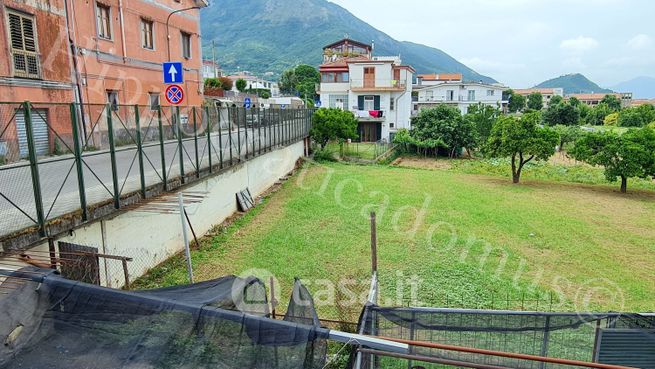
[212,40,217,78]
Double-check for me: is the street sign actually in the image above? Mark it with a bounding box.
[281,104,287,109]
[315,100,322,108]
[165,85,185,105]
[244,97,252,109]
[163,62,184,84]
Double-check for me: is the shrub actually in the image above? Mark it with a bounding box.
[603,112,619,126]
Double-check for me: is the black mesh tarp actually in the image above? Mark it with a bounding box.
[354,304,655,369]
[0,268,328,369]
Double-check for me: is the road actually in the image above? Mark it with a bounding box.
[0,121,305,238]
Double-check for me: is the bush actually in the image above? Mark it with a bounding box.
[310,108,358,149]
[219,77,233,91]
[603,112,619,126]
[313,147,338,162]
[648,121,655,129]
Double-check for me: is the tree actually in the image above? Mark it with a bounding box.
[204,78,222,89]
[219,76,233,91]
[618,104,655,127]
[310,108,358,149]
[648,121,655,129]
[484,112,559,183]
[410,104,478,158]
[603,112,619,126]
[570,127,655,193]
[507,91,526,113]
[527,92,544,111]
[600,95,622,111]
[466,103,500,144]
[568,96,581,107]
[279,64,320,98]
[584,103,612,126]
[235,79,247,92]
[542,102,580,126]
[553,125,583,152]
[549,95,563,107]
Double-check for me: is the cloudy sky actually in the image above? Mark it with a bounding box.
[329,0,654,88]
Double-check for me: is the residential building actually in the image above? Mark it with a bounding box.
[567,93,633,108]
[202,60,223,79]
[514,88,564,106]
[630,99,655,107]
[67,0,208,107]
[226,72,280,97]
[318,38,414,142]
[416,73,463,86]
[0,0,207,161]
[413,80,508,115]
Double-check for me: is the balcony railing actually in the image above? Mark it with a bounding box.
[350,79,407,91]
[352,109,385,120]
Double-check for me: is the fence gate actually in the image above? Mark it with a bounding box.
[58,242,101,285]
[15,108,49,157]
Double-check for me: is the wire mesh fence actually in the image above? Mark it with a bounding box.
[0,102,314,241]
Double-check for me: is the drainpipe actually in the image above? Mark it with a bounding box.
[118,0,127,61]
[63,0,88,141]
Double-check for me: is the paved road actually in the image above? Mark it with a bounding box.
[0,121,305,238]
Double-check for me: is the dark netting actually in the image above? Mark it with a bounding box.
[353,304,655,369]
[285,278,328,369]
[0,268,328,369]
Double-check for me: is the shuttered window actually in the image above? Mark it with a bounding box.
[141,19,154,49]
[181,32,191,59]
[7,10,40,79]
[96,3,111,39]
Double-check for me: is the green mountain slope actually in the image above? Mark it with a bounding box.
[534,74,613,94]
[200,0,495,83]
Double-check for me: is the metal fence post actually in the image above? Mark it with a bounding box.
[257,108,262,155]
[176,106,185,183]
[105,104,120,209]
[206,106,212,173]
[243,107,249,159]
[157,107,167,191]
[24,101,46,236]
[70,103,88,221]
[235,107,241,162]
[216,105,223,168]
[192,107,199,178]
[134,105,146,198]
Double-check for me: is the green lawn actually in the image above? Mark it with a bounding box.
[324,142,381,161]
[135,160,655,317]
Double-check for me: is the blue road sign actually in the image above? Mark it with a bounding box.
[163,62,184,84]
[244,97,252,109]
[281,104,287,109]
[315,100,322,108]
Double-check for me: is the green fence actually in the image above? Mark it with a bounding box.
[0,102,314,241]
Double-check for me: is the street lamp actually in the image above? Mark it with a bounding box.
[166,6,201,61]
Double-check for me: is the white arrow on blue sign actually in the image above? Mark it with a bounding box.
[244,97,252,109]
[163,62,184,84]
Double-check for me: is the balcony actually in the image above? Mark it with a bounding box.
[350,79,407,92]
[352,109,385,121]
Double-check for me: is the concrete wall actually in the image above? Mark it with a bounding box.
[14,141,304,287]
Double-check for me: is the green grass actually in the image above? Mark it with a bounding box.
[135,161,655,317]
[324,142,379,161]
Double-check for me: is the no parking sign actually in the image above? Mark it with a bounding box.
[165,85,185,105]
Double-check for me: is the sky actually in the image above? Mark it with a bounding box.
[328,0,655,88]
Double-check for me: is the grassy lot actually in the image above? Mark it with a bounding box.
[323,142,381,161]
[136,159,655,315]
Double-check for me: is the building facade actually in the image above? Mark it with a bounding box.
[567,93,633,108]
[413,80,508,115]
[318,39,414,142]
[202,60,223,79]
[226,72,280,97]
[513,88,565,107]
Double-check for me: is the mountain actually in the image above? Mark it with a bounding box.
[610,76,655,99]
[200,0,495,83]
[534,74,613,95]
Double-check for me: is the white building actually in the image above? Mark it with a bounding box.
[413,76,508,115]
[227,72,280,97]
[318,39,414,142]
[514,88,564,107]
[202,60,223,79]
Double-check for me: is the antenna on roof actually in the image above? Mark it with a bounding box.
[371,40,375,51]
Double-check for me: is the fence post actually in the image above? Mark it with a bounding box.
[157,107,167,191]
[70,103,88,221]
[235,107,241,162]
[105,104,120,209]
[134,105,146,199]
[540,316,551,369]
[24,101,46,236]
[370,211,378,274]
[192,107,199,178]
[257,108,262,155]
[206,106,212,173]
[216,105,223,168]
[176,106,185,183]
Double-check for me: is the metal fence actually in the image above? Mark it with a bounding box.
[0,102,313,242]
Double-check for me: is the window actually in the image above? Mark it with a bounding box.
[321,73,336,83]
[364,96,375,111]
[7,10,40,79]
[487,90,495,96]
[141,19,154,50]
[96,3,111,40]
[338,72,349,82]
[468,90,476,101]
[181,32,192,59]
[426,91,434,100]
[149,93,160,111]
[107,90,119,111]
[446,90,454,101]
[390,97,395,111]
[329,95,348,110]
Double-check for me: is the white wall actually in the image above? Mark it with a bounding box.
[8,142,305,287]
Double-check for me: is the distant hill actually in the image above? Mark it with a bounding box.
[534,74,613,95]
[200,0,495,83]
[610,76,655,99]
